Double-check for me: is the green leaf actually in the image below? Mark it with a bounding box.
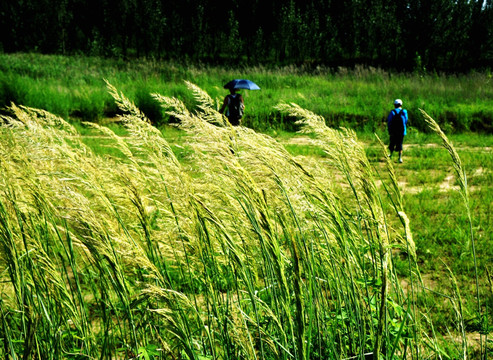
[138,344,160,360]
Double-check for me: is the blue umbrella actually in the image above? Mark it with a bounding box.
[224,79,261,90]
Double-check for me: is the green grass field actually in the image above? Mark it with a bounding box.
[1,53,493,133]
[0,79,491,359]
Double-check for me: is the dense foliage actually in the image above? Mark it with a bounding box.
[1,0,492,71]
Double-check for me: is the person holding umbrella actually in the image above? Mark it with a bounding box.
[219,79,260,126]
[219,87,245,126]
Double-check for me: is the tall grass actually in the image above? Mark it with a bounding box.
[1,53,492,133]
[420,109,484,358]
[0,83,482,359]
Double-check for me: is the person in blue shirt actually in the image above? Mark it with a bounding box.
[387,99,408,163]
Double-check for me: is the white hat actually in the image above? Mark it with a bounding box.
[394,99,403,106]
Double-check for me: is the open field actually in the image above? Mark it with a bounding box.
[1,53,492,133]
[0,81,491,359]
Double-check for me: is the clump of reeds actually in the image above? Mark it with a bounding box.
[0,85,467,359]
[275,102,414,359]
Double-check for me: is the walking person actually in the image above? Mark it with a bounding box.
[219,88,244,126]
[387,99,408,163]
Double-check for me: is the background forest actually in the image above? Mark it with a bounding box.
[1,0,492,72]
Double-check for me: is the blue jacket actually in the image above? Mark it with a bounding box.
[387,108,408,136]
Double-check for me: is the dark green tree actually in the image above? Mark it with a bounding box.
[0,0,491,71]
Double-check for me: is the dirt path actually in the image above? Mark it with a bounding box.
[282,136,490,194]
[285,136,492,152]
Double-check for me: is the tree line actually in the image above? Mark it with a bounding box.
[1,0,492,72]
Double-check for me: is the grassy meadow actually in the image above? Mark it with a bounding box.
[1,53,492,133]
[0,54,492,359]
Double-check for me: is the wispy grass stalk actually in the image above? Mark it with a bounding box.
[375,134,420,357]
[274,102,415,359]
[420,108,482,357]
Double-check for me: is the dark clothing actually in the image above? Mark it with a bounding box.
[224,94,243,126]
[387,108,408,152]
[389,133,405,152]
[387,108,408,135]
